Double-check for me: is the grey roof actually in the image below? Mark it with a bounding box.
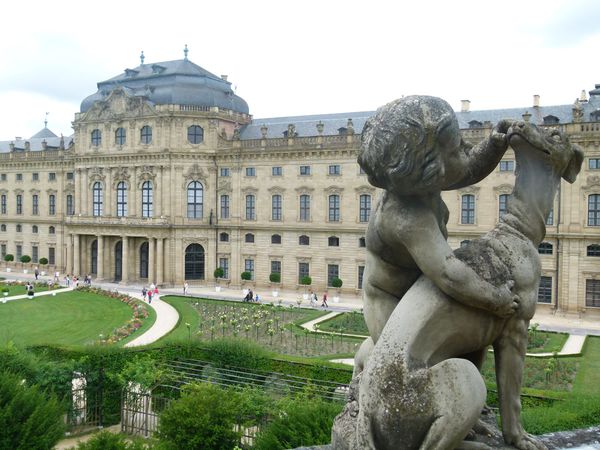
[30,127,58,139]
[0,133,73,153]
[80,58,249,115]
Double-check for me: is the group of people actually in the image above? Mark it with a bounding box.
[309,291,328,308]
[243,289,260,302]
[141,283,159,303]
[25,281,35,298]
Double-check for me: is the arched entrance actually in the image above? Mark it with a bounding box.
[115,241,122,281]
[90,240,98,275]
[140,242,149,279]
[185,244,205,280]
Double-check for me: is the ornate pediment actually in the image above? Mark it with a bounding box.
[138,166,156,186]
[268,185,286,194]
[82,88,157,122]
[325,185,345,195]
[113,167,131,187]
[183,163,209,189]
[218,180,232,193]
[493,183,514,194]
[583,175,600,192]
[354,185,376,194]
[89,167,106,185]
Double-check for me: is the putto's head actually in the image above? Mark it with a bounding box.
[358,96,460,194]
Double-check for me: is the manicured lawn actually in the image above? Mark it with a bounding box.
[0,290,140,347]
[317,311,368,335]
[0,281,54,297]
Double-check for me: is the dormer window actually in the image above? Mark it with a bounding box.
[91,129,102,146]
[543,115,560,125]
[591,110,600,122]
[151,64,166,74]
[468,120,483,129]
[338,127,348,135]
[140,126,152,144]
[125,69,139,77]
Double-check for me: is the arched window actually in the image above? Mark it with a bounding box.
[141,181,153,217]
[220,194,229,219]
[299,235,310,245]
[187,181,203,218]
[538,242,553,255]
[272,194,282,221]
[359,194,371,223]
[245,194,256,220]
[140,125,152,144]
[587,244,600,257]
[187,125,204,144]
[91,129,101,146]
[219,232,229,242]
[328,194,340,222]
[140,242,149,278]
[66,194,75,216]
[499,194,509,217]
[245,233,255,243]
[185,244,205,280]
[32,225,38,233]
[116,181,128,217]
[271,234,281,244]
[92,182,103,216]
[328,236,340,247]
[588,194,600,226]
[49,226,55,234]
[461,194,475,224]
[299,194,310,221]
[115,127,126,146]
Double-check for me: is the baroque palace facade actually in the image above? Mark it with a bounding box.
[1,54,600,316]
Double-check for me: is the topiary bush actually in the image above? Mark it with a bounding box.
[269,272,281,283]
[38,257,48,266]
[300,276,312,286]
[214,267,225,280]
[331,277,343,289]
[3,254,13,262]
[241,271,252,281]
[20,255,31,264]
[157,383,243,450]
[253,395,343,449]
[0,370,65,449]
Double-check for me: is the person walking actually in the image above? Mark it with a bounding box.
[153,286,159,302]
[34,268,39,280]
[183,281,189,296]
[322,291,328,308]
[147,289,153,304]
[310,291,318,307]
[142,286,148,301]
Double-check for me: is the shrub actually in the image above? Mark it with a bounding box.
[214,267,225,279]
[74,431,148,450]
[0,370,65,449]
[157,383,242,450]
[20,255,31,264]
[254,396,343,449]
[331,277,343,289]
[3,254,13,262]
[269,272,281,283]
[241,271,252,281]
[300,276,312,286]
[204,338,269,371]
[38,257,48,266]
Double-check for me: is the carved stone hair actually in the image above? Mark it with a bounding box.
[358,95,457,189]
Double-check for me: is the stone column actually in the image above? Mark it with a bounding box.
[97,235,104,280]
[66,234,73,275]
[131,169,138,217]
[156,238,164,285]
[148,237,155,283]
[156,167,163,217]
[82,170,88,216]
[121,235,129,283]
[73,234,80,276]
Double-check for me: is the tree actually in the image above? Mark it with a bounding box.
[3,254,13,262]
[241,271,252,281]
[20,255,31,264]
[39,257,48,266]
[331,277,343,289]
[300,275,312,286]
[269,272,281,283]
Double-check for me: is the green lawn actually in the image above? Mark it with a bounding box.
[0,290,143,347]
[0,281,54,297]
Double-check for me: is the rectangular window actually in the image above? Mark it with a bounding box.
[48,247,55,265]
[32,173,39,181]
[546,208,554,226]
[272,166,282,176]
[1,195,6,214]
[590,158,600,169]
[16,174,22,181]
[49,195,56,216]
[220,195,230,219]
[220,168,230,177]
[16,244,22,259]
[66,195,75,216]
[272,194,282,221]
[245,195,255,220]
[329,195,340,222]
[359,194,371,223]
[142,184,153,218]
[327,264,339,287]
[461,194,475,224]
[299,165,311,176]
[66,172,74,180]
[0,174,5,181]
[32,194,39,215]
[358,265,365,289]
[245,167,256,177]
[586,279,600,307]
[299,195,310,221]
[219,257,229,279]
[16,194,22,215]
[48,172,56,181]
[499,160,515,172]
[0,244,5,258]
[499,194,508,217]
[589,194,600,226]
[538,276,552,303]
[32,246,38,263]
[271,260,281,275]
[328,164,341,175]
[298,262,309,284]
[244,259,254,280]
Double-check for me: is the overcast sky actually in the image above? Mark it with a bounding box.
[1,0,599,140]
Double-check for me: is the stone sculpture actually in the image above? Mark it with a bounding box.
[333,97,583,449]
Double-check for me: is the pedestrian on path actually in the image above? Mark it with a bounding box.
[34,268,39,280]
[142,286,148,301]
[310,291,318,307]
[322,291,328,308]
[147,289,153,304]
[54,271,59,283]
[183,282,189,296]
[153,286,159,302]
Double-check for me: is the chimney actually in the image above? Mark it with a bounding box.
[24,141,30,151]
[461,100,471,113]
[533,94,540,108]
[221,75,228,82]
[580,90,588,102]
[522,111,532,123]
[42,140,47,150]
